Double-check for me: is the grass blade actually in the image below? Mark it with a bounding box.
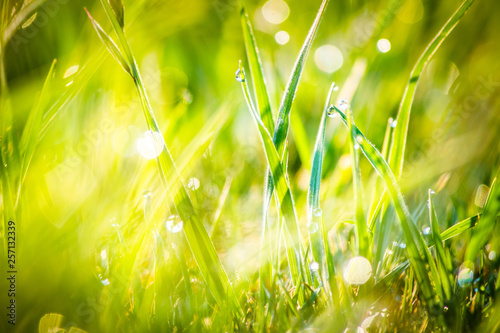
[240,4,274,133]
[334,106,442,315]
[307,83,335,274]
[85,8,131,76]
[90,0,243,317]
[346,105,370,258]
[388,0,476,178]
[465,175,499,262]
[239,65,304,288]
[17,59,57,205]
[428,190,452,301]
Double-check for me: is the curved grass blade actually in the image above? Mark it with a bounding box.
[334,106,442,315]
[91,0,243,317]
[2,0,47,45]
[239,65,304,288]
[240,4,274,133]
[17,59,57,205]
[388,0,476,178]
[85,8,131,76]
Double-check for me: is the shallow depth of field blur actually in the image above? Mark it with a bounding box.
[1,0,500,332]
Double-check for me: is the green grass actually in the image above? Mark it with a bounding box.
[1,0,500,332]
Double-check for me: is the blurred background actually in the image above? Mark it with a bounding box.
[1,0,500,331]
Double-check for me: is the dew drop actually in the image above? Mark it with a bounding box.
[338,99,349,111]
[458,267,474,287]
[187,178,200,191]
[354,143,360,150]
[390,120,397,128]
[356,135,363,144]
[308,222,319,233]
[343,256,372,285]
[235,67,245,82]
[313,208,322,217]
[430,189,435,194]
[310,262,320,271]
[399,243,406,249]
[332,82,339,91]
[98,274,110,286]
[166,215,184,233]
[489,251,496,260]
[182,89,193,104]
[327,105,337,118]
[443,306,449,312]
[423,227,431,235]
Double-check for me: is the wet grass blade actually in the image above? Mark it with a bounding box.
[465,175,499,262]
[239,65,304,288]
[428,190,452,301]
[307,83,335,275]
[272,0,329,157]
[346,106,370,258]
[90,0,243,317]
[334,106,442,315]
[388,0,476,178]
[240,4,274,133]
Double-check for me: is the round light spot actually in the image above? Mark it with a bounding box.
[275,30,290,45]
[136,130,165,159]
[376,38,391,53]
[262,0,290,24]
[343,256,372,285]
[310,262,320,271]
[314,45,343,73]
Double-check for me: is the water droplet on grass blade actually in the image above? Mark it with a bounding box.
[489,251,497,260]
[343,256,372,285]
[235,67,245,82]
[390,120,397,128]
[399,243,406,249]
[458,266,474,287]
[332,83,339,91]
[187,178,200,190]
[166,215,184,233]
[354,143,360,150]
[423,227,431,235]
[327,105,337,118]
[313,208,322,217]
[338,99,349,111]
[308,222,318,233]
